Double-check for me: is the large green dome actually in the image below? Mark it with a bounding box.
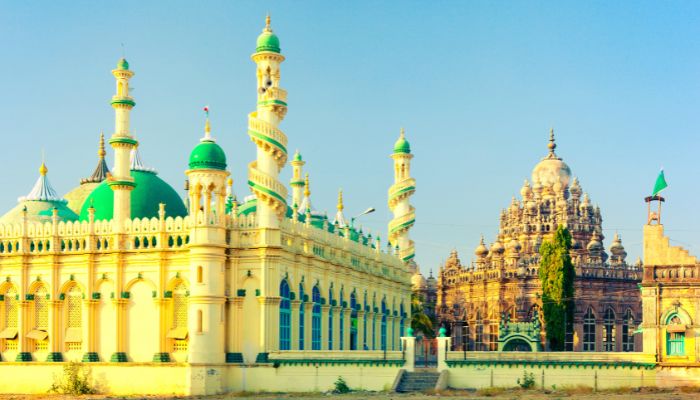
[394,136,411,154]
[188,139,227,170]
[79,170,187,221]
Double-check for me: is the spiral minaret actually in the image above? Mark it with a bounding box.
[388,128,416,267]
[248,15,289,228]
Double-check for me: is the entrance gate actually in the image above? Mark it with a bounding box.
[415,336,437,367]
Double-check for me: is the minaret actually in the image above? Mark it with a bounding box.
[388,128,416,269]
[108,58,137,232]
[248,15,289,228]
[185,109,228,371]
[290,150,305,208]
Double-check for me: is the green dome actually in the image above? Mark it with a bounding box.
[79,170,187,221]
[117,58,129,70]
[256,31,280,53]
[293,151,302,162]
[393,136,411,154]
[189,140,227,170]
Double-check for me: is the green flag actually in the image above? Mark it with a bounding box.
[652,169,668,196]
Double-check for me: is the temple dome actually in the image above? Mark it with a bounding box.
[411,271,427,291]
[531,129,571,188]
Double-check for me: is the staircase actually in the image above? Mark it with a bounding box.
[395,370,441,392]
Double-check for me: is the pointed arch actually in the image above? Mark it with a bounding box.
[279,279,291,350]
[311,285,322,350]
[583,307,596,351]
[0,283,19,351]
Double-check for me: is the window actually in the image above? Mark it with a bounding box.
[350,292,358,350]
[380,300,387,351]
[299,284,305,350]
[622,309,635,352]
[372,299,376,350]
[196,266,203,283]
[65,285,82,351]
[279,280,291,350]
[489,320,498,351]
[328,288,333,350]
[603,308,616,351]
[583,307,596,351]
[667,315,685,356]
[475,311,484,351]
[34,286,49,351]
[399,303,404,350]
[312,286,321,350]
[2,287,18,351]
[362,293,368,350]
[197,310,203,333]
[171,282,189,352]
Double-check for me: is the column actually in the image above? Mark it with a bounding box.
[259,297,281,352]
[366,312,375,350]
[402,335,416,372]
[17,300,29,360]
[332,306,341,350]
[357,310,366,351]
[321,305,330,350]
[231,297,244,353]
[304,302,313,349]
[290,300,301,350]
[342,308,351,351]
[374,313,382,350]
[437,336,451,372]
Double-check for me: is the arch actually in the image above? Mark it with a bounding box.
[30,284,49,352]
[124,276,157,294]
[339,288,345,350]
[350,291,358,350]
[501,335,535,352]
[311,285,322,350]
[661,306,693,326]
[622,308,635,352]
[328,286,334,349]
[58,279,87,296]
[169,280,189,353]
[381,298,388,351]
[64,284,84,356]
[298,282,306,350]
[1,284,19,350]
[666,312,687,356]
[279,279,291,350]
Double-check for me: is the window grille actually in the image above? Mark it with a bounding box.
[622,309,635,352]
[279,280,291,350]
[5,287,18,351]
[583,308,596,351]
[603,308,616,351]
[173,282,189,352]
[311,286,321,350]
[66,285,82,351]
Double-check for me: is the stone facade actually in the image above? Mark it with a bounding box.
[435,132,642,352]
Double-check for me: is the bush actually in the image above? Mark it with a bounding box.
[333,376,351,394]
[49,361,97,395]
[517,370,536,389]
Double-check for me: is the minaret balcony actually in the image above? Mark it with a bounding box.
[110,96,136,107]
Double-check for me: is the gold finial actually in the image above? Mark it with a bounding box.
[227,177,233,187]
[39,162,48,176]
[304,173,310,197]
[548,127,556,155]
[337,189,344,212]
[98,132,106,159]
[265,14,271,31]
[400,127,405,139]
[203,106,211,140]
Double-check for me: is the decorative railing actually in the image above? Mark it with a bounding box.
[267,350,405,366]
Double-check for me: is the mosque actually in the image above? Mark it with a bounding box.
[0,17,414,393]
[429,131,643,352]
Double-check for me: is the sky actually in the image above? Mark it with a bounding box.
[0,1,699,275]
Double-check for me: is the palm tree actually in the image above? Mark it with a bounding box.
[410,292,434,338]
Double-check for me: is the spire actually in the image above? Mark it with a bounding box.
[304,173,310,197]
[334,189,347,228]
[299,173,313,213]
[202,106,212,141]
[265,14,272,32]
[19,160,65,203]
[81,132,111,184]
[130,148,157,173]
[547,127,557,157]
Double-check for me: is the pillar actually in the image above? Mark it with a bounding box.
[437,336,451,372]
[321,305,330,350]
[357,310,366,350]
[402,336,416,372]
[290,300,300,350]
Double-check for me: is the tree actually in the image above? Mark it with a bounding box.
[538,225,574,351]
[410,292,434,338]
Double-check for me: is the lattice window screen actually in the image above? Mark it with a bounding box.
[35,286,48,330]
[173,283,188,329]
[67,286,82,328]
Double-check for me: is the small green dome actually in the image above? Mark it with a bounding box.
[117,58,129,70]
[393,136,411,154]
[256,31,280,53]
[189,140,227,170]
[79,170,187,221]
[293,151,302,162]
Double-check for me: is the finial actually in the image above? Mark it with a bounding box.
[548,127,556,155]
[227,177,233,187]
[265,14,272,32]
[304,173,310,197]
[337,189,344,212]
[203,106,211,140]
[39,161,48,176]
[400,127,405,139]
[98,132,106,158]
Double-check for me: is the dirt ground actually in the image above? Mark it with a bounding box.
[3,387,700,400]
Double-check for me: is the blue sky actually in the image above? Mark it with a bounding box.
[1,1,699,274]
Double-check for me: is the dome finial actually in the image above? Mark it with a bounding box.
[203,106,212,140]
[265,14,272,32]
[548,127,556,156]
[304,173,310,197]
[400,127,405,139]
[337,189,344,212]
[39,162,48,176]
[98,131,106,159]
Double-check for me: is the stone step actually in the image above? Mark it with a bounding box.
[396,371,441,393]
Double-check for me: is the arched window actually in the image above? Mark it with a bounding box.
[328,288,334,350]
[65,285,83,352]
[363,292,368,350]
[312,286,321,350]
[381,299,387,351]
[666,314,685,356]
[371,297,376,350]
[168,282,189,352]
[299,284,305,350]
[350,292,358,350]
[583,307,596,351]
[399,303,405,347]
[1,286,19,351]
[603,308,616,351]
[339,289,345,350]
[279,280,291,350]
[622,309,635,352]
[30,286,49,351]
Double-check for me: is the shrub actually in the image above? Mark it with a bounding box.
[333,376,351,393]
[49,361,97,395]
[517,370,536,389]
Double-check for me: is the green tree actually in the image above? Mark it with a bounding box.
[410,292,434,338]
[538,225,574,351]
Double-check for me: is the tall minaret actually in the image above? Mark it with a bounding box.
[388,128,417,270]
[248,15,289,228]
[290,150,305,208]
[108,58,137,232]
